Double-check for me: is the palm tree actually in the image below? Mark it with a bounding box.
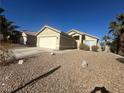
[109,14,124,54]
[0,8,4,14]
[102,35,112,44]
[0,8,19,41]
[0,8,8,40]
[0,8,5,31]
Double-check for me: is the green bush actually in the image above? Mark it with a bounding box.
[79,43,90,51]
[91,45,99,52]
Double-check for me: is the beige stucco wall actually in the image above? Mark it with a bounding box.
[37,28,60,37]
[85,35,97,41]
[59,34,76,50]
[37,28,60,50]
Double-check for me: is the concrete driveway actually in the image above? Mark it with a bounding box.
[12,47,53,59]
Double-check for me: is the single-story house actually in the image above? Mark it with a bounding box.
[36,25,76,50]
[20,31,37,46]
[1,25,99,50]
[67,29,99,50]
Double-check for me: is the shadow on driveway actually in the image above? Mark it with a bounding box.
[90,86,110,93]
[116,58,124,64]
[10,65,61,93]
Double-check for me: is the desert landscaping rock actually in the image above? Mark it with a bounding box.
[18,59,24,64]
[0,50,124,93]
[50,52,55,55]
[81,60,88,68]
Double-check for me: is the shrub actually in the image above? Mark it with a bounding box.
[0,46,15,66]
[110,40,117,53]
[91,45,99,52]
[79,43,90,51]
[101,46,105,51]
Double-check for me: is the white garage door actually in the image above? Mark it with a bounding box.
[84,40,96,46]
[39,37,57,49]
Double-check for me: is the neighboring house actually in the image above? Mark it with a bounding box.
[36,25,76,50]
[67,29,99,50]
[20,31,36,46]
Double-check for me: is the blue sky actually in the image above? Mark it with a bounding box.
[1,0,124,40]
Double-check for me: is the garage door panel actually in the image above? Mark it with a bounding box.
[39,37,57,49]
[84,40,96,46]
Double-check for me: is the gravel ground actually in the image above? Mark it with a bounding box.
[0,50,124,93]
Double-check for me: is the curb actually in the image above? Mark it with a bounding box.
[110,53,124,58]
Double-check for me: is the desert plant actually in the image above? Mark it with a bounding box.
[0,46,15,66]
[109,13,124,55]
[91,45,99,52]
[79,43,90,51]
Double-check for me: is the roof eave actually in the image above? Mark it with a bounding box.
[67,29,99,39]
[36,25,61,36]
